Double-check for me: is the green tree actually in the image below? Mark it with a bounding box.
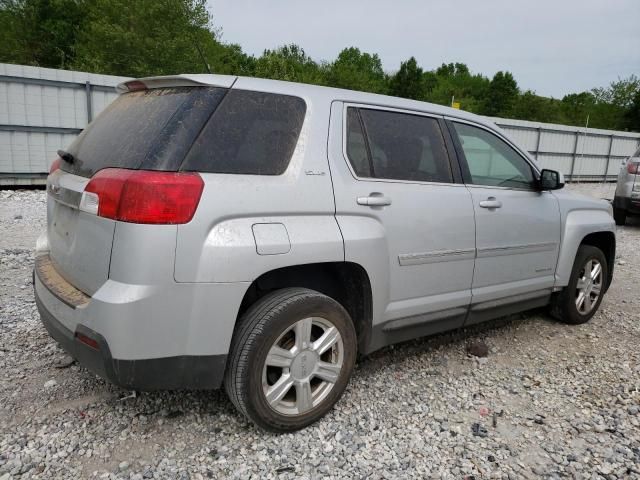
[559,92,595,126]
[326,47,386,94]
[424,62,489,113]
[511,90,561,123]
[481,71,519,117]
[588,75,640,130]
[205,42,256,76]
[254,44,324,84]
[0,0,85,68]
[0,3,637,132]
[388,57,424,100]
[624,90,640,131]
[435,62,469,78]
[592,75,640,108]
[72,0,217,76]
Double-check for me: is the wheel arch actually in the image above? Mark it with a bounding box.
[236,262,373,354]
[555,208,616,289]
[580,231,616,290]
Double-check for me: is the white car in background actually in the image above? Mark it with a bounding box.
[613,146,640,225]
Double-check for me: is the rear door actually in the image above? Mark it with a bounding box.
[447,120,561,323]
[330,104,476,348]
[47,86,228,294]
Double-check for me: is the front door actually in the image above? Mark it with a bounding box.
[448,120,561,323]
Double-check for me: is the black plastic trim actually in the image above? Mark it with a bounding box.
[614,196,640,215]
[465,294,550,326]
[366,290,553,353]
[366,308,467,354]
[438,118,464,184]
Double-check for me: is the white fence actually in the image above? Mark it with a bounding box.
[1,63,639,185]
[0,64,128,185]
[489,117,640,181]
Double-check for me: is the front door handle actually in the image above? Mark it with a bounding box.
[479,197,502,209]
[357,194,392,207]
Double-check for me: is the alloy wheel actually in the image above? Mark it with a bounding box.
[575,258,603,315]
[261,317,344,416]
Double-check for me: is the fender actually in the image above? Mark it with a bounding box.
[554,208,615,288]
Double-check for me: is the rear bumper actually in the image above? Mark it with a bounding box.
[36,294,227,390]
[33,253,249,390]
[35,290,226,390]
[614,195,640,215]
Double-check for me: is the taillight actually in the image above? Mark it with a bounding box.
[627,161,640,174]
[82,169,204,224]
[49,157,62,175]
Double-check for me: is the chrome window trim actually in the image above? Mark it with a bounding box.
[340,103,463,188]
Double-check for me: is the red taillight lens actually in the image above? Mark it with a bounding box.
[49,157,62,175]
[628,161,640,174]
[84,169,204,224]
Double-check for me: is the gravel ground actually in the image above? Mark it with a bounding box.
[1,183,639,479]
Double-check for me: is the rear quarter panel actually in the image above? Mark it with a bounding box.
[173,85,344,284]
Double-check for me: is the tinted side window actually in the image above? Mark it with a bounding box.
[348,108,452,183]
[346,108,371,176]
[452,122,534,189]
[182,90,306,175]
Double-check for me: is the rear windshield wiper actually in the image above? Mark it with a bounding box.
[57,149,75,164]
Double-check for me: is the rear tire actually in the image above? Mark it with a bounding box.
[224,288,357,432]
[550,245,608,325]
[613,206,627,226]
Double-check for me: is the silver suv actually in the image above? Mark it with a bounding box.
[35,74,616,432]
[613,146,640,225]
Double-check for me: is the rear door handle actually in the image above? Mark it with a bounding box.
[357,194,392,207]
[479,197,502,209]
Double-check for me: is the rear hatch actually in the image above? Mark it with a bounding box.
[47,80,231,295]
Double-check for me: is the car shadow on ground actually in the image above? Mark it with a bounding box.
[46,307,556,434]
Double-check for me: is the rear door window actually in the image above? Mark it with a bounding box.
[181,90,306,175]
[345,107,453,183]
[64,87,227,177]
[345,108,371,177]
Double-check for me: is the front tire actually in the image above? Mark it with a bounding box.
[224,288,357,432]
[613,206,627,226]
[550,245,608,325]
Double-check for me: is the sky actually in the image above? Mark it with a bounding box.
[209,0,640,98]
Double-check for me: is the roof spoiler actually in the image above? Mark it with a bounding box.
[116,74,237,93]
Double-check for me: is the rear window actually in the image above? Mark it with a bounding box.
[181,90,306,175]
[63,87,227,178]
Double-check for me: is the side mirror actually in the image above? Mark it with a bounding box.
[539,169,565,190]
